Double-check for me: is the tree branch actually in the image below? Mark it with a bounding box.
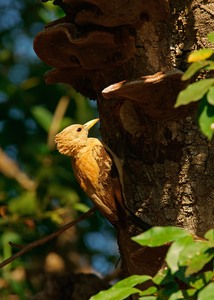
[0,207,96,269]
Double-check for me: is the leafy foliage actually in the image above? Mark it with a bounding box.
[90,31,214,300]
[0,1,117,298]
[90,275,153,300]
[175,31,214,140]
[1,2,214,299]
[91,227,214,299]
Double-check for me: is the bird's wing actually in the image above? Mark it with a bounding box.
[90,144,118,221]
[91,144,113,197]
[71,143,118,222]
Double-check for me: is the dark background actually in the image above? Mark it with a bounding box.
[0,1,118,298]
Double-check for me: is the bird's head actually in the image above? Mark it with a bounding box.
[55,118,99,156]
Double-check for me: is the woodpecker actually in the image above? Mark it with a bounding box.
[55,119,152,230]
[55,119,118,223]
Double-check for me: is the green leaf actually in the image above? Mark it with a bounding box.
[153,268,173,285]
[139,297,157,300]
[168,290,185,300]
[90,287,140,300]
[139,286,157,296]
[1,231,21,250]
[198,282,214,300]
[188,49,214,62]
[179,241,214,275]
[166,235,194,274]
[158,282,179,298]
[115,275,152,289]
[207,32,214,44]
[175,79,214,107]
[205,61,214,70]
[1,231,22,270]
[189,271,213,290]
[169,289,196,300]
[182,61,210,80]
[132,226,190,247]
[205,229,214,242]
[31,106,53,132]
[198,97,214,140]
[73,202,90,213]
[90,275,151,300]
[207,86,214,105]
[184,289,197,297]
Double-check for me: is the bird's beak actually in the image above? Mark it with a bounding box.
[84,118,99,130]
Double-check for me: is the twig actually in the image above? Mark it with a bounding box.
[9,242,24,249]
[0,207,96,269]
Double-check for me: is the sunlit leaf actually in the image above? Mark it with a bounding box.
[132,226,190,247]
[168,289,196,300]
[189,271,213,290]
[207,32,214,44]
[115,275,152,289]
[188,49,214,62]
[90,275,151,300]
[198,282,214,300]
[175,79,214,107]
[207,86,214,105]
[205,229,214,242]
[50,211,64,224]
[182,61,210,80]
[205,61,214,70]
[198,97,214,140]
[139,297,157,300]
[166,235,194,274]
[179,240,214,275]
[168,290,185,300]
[39,3,64,23]
[153,267,172,285]
[73,202,90,213]
[90,287,140,300]
[139,286,157,296]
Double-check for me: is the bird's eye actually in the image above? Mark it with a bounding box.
[77,127,82,132]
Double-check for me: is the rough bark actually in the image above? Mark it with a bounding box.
[34,0,214,295]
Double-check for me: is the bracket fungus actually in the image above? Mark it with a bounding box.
[50,0,170,27]
[34,0,171,98]
[102,70,190,121]
[34,17,136,97]
[34,24,135,70]
[45,68,96,99]
[71,0,170,26]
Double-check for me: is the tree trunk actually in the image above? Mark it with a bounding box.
[34,0,214,289]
